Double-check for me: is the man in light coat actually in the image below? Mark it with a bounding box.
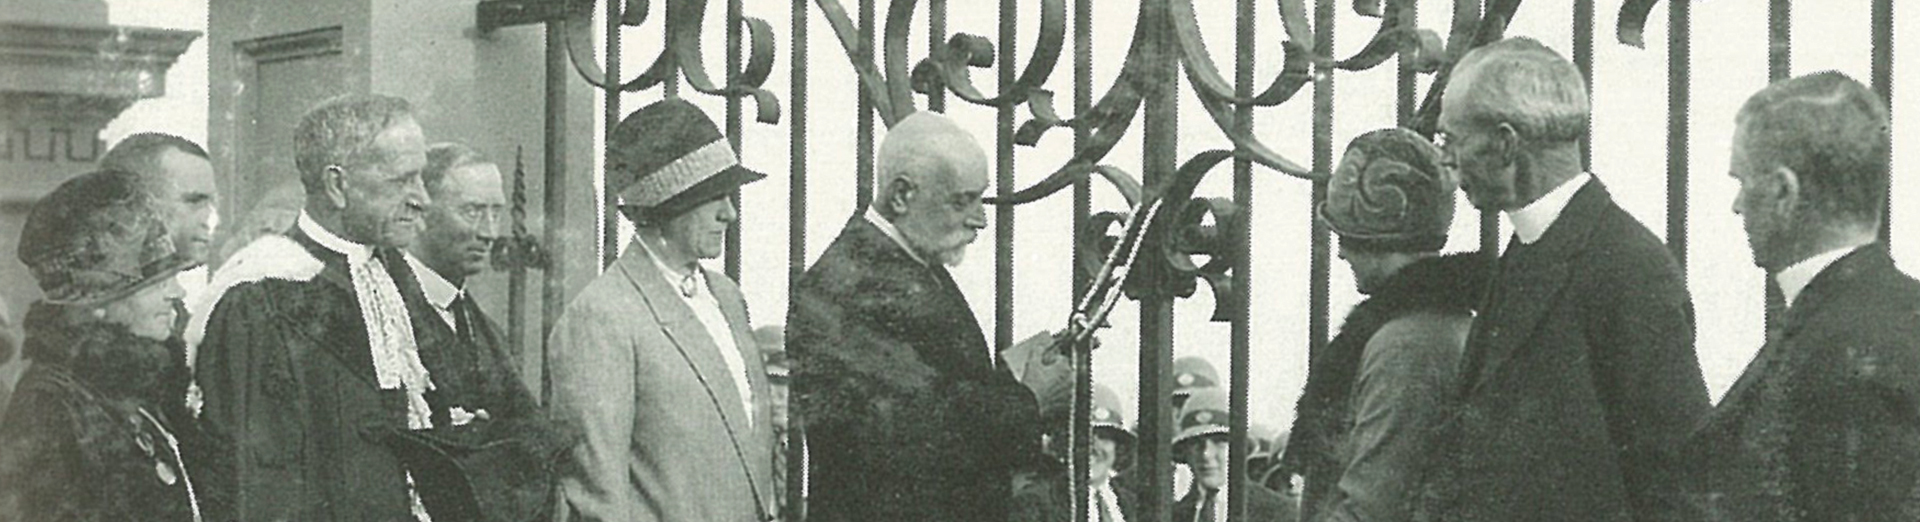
[1689,71,1920,521]
[550,99,776,522]
[1429,37,1710,522]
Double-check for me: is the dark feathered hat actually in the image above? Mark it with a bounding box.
[18,169,198,306]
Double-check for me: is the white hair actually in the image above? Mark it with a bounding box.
[873,111,986,212]
[1449,37,1590,143]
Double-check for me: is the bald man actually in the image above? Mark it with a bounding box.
[790,112,1072,522]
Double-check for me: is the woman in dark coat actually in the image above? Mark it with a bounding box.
[0,168,203,521]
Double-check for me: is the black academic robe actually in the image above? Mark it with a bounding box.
[789,215,1042,522]
[194,229,426,521]
[1688,245,1920,521]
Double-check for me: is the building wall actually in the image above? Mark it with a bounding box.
[208,0,594,395]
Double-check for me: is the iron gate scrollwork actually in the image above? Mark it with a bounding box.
[474,0,1897,520]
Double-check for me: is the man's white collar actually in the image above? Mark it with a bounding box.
[1776,244,1867,307]
[1508,172,1592,245]
[408,255,462,309]
[863,207,929,266]
[297,210,373,263]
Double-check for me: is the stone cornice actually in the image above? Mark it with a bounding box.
[0,22,201,100]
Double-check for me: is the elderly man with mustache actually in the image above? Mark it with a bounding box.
[790,111,1073,522]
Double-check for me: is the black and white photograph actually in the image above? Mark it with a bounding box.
[0,0,1916,520]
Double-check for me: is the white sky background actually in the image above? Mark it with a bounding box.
[107,0,1920,430]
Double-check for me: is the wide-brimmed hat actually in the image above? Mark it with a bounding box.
[18,169,198,307]
[1318,128,1454,252]
[608,99,765,222]
[1171,356,1220,399]
[1172,387,1230,462]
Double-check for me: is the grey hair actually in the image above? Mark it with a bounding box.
[873,111,985,213]
[1449,37,1590,143]
[293,93,414,194]
[421,142,490,195]
[1737,71,1890,224]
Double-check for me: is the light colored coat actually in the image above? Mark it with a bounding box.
[550,251,775,522]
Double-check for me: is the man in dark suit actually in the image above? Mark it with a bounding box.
[1429,37,1710,522]
[403,143,536,425]
[790,111,1072,522]
[1689,71,1920,521]
[550,100,776,522]
[191,93,440,520]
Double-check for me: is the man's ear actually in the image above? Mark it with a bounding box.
[1769,165,1802,216]
[1492,122,1521,157]
[322,166,351,209]
[885,177,917,216]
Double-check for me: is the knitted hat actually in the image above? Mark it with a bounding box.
[608,99,765,222]
[1171,356,1220,399]
[1318,128,1455,252]
[1172,387,1230,461]
[18,169,198,306]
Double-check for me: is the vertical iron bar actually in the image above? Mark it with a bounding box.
[930,0,948,113]
[1573,0,1593,170]
[995,0,1016,364]
[786,0,810,519]
[856,0,875,208]
[1228,0,1254,520]
[1872,0,1893,245]
[541,19,570,406]
[1137,2,1179,520]
[726,0,744,279]
[602,0,623,269]
[1069,0,1093,519]
[1667,0,1689,271]
[1765,0,1789,335]
[1396,1,1416,126]
[1308,11,1335,515]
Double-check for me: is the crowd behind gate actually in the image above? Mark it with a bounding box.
[0,36,1914,522]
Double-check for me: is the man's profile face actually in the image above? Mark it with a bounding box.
[417,162,506,279]
[661,196,737,260]
[1729,124,1795,270]
[334,117,430,248]
[1438,69,1523,212]
[894,156,988,266]
[153,148,218,263]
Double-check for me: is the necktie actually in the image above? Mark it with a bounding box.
[1197,488,1218,522]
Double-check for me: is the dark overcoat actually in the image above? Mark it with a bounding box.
[1432,180,1711,522]
[1687,245,1920,521]
[0,322,199,522]
[194,230,428,521]
[789,216,1042,522]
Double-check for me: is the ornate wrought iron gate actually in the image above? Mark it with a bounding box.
[474,0,1899,520]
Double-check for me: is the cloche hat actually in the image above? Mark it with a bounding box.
[18,169,198,306]
[608,99,766,222]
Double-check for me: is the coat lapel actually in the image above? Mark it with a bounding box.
[616,254,754,438]
[707,269,777,501]
[1462,181,1609,395]
[285,230,381,389]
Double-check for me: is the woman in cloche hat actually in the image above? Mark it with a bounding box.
[0,169,205,521]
